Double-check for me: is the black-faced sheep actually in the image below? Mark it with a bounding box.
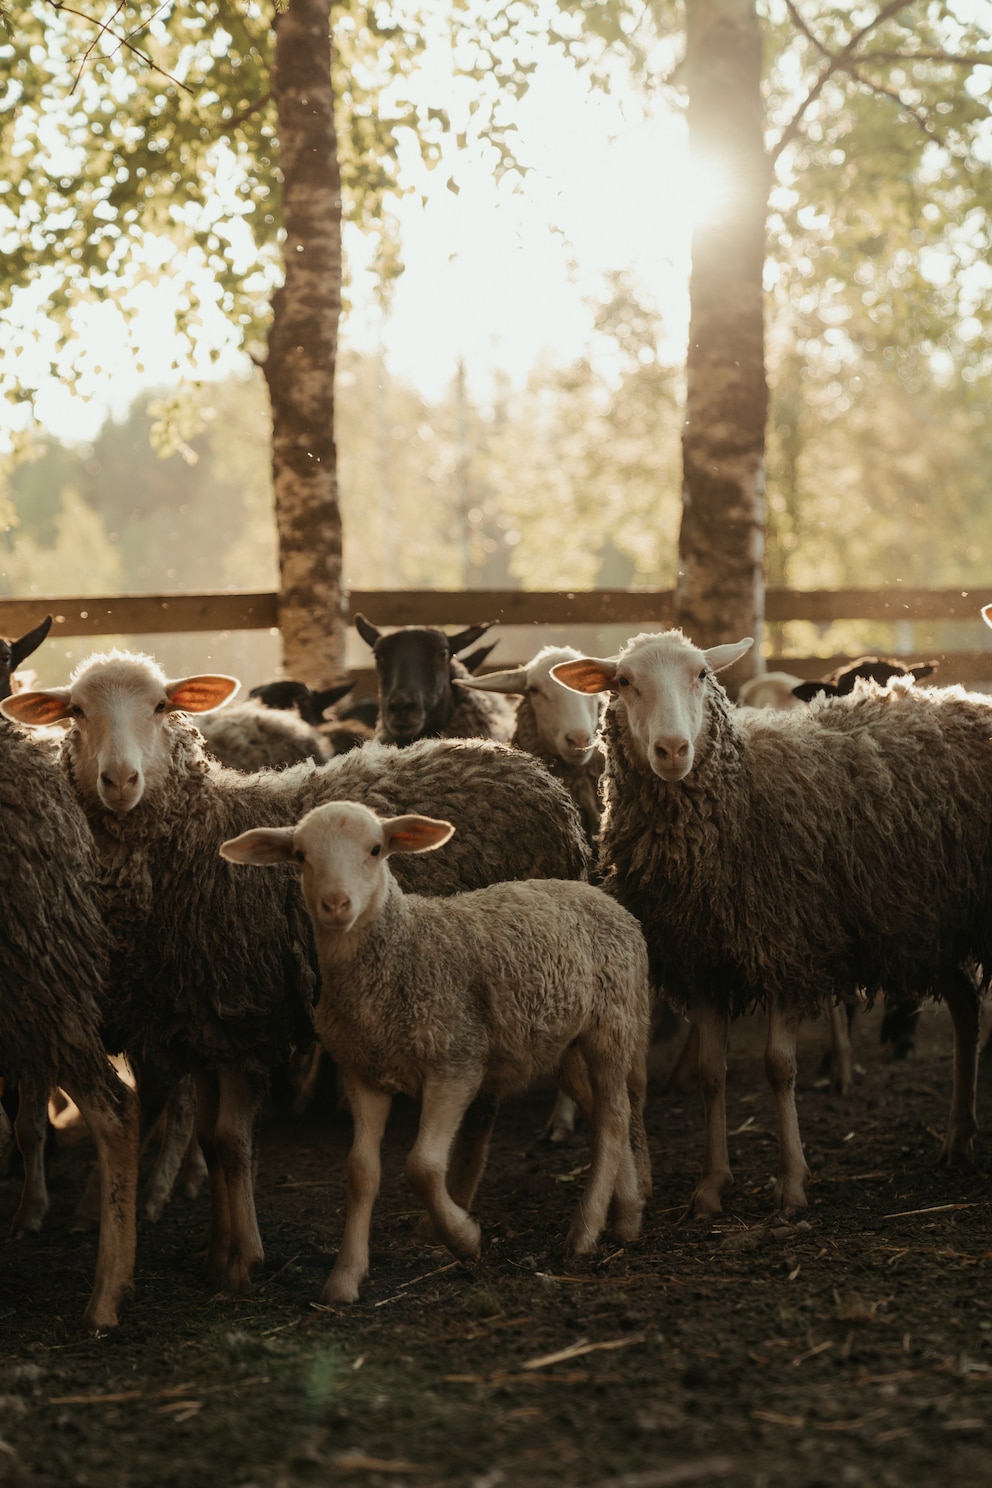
[2,650,589,1293]
[220,801,651,1303]
[554,629,992,1218]
[354,614,516,747]
[0,616,52,702]
[0,718,138,1331]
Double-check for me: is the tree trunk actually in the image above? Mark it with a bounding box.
[264,0,345,684]
[677,0,769,683]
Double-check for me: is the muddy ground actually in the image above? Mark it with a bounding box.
[2,1002,992,1488]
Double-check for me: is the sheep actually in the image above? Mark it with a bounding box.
[355,614,516,747]
[0,718,138,1331]
[2,650,589,1293]
[196,698,330,772]
[736,672,806,711]
[247,678,375,755]
[457,645,606,844]
[553,628,992,1218]
[0,616,52,702]
[791,655,937,704]
[220,800,652,1303]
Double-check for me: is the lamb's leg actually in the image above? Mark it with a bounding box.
[61,1073,139,1332]
[939,962,982,1164]
[178,1126,207,1200]
[412,1092,500,1245]
[542,1091,578,1143]
[194,1070,232,1285]
[405,1072,483,1261]
[765,997,810,1213]
[141,1072,198,1223]
[689,1004,732,1217]
[560,1044,651,1223]
[323,1067,392,1304]
[563,1048,639,1255]
[214,1067,266,1293]
[10,1076,51,1237]
[664,1019,699,1095]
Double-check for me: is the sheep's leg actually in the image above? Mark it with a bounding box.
[827,1001,855,1095]
[560,1045,651,1218]
[412,1092,499,1244]
[72,1060,185,1231]
[214,1067,266,1293]
[141,1073,198,1224]
[766,997,810,1213]
[323,1067,392,1304]
[664,1019,699,1095]
[61,1073,139,1332]
[178,1125,208,1200]
[194,1070,232,1285]
[405,1072,483,1262]
[939,963,981,1164]
[542,1091,578,1143]
[689,1004,732,1217]
[10,1076,51,1237]
[563,1050,639,1255]
[0,1091,13,1175]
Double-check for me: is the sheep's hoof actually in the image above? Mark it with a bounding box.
[685,1177,729,1220]
[939,1131,976,1165]
[322,1270,363,1305]
[564,1227,598,1259]
[771,1173,810,1214]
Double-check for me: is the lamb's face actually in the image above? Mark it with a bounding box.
[553,630,754,784]
[1,652,239,814]
[526,651,603,764]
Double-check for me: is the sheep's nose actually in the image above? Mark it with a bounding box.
[653,737,689,766]
[321,892,352,921]
[101,768,140,791]
[565,730,592,751]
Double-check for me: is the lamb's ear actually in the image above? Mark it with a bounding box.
[982,604,992,631]
[381,814,455,856]
[165,675,241,714]
[219,827,297,866]
[551,657,617,694]
[0,687,73,726]
[704,638,754,674]
[455,665,528,696]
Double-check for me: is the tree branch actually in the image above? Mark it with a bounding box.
[47,0,194,95]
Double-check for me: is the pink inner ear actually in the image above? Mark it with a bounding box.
[168,676,239,713]
[2,692,70,726]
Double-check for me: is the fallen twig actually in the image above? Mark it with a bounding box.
[882,1202,980,1220]
[589,1462,736,1488]
[373,1260,462,1307]
[522,1332,647,1371]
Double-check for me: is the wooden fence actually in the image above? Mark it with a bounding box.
[1,586,990,684]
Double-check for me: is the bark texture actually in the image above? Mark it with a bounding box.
[678,0,769,680]
[264,0,345,684]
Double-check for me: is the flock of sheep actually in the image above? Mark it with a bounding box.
[2,604,992,1330]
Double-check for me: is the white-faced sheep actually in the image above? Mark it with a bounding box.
[0,718,138,1331]
[458,644,606,844]
[2,650,590,1293]
[355,615,516,747]
[220,801,651,1303]
[554,628,992,1218]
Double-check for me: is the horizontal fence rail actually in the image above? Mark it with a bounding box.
[1,587,990,683]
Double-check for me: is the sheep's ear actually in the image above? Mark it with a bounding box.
[165,675,241,714]
[455,665,528,696]
[10,615,53,668]
[312,682,355,714]
[219,827,297,866]
[447,623,492,656]
[704,638,754,673]
[354,613,381,649]
[0,687,73,726]
[551,657,617,694]
[381,814,455,856]
[982,604,992,631]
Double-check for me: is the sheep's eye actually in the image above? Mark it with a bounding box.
[370,844,382,858]
[69,703,84,719]
[617,676,630,689]
[155,700,168,713]
[527,684,540,697]
[698,668,708,682]
[294,849,305,864]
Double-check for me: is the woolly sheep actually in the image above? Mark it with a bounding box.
[220,801,652,1303]
[554,628,992,1218]
[247,678,375,754]
[2,650,589,1293]
[791,655,937,705]
[196,698,330,772]
[0,718,138,1331]
[458,644,606,844]
[355,614,516,747]
[735,672,806,711]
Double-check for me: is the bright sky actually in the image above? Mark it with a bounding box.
[18,45,700,444]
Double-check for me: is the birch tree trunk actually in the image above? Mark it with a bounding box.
[677,0,769,681]
[264,0,345,684]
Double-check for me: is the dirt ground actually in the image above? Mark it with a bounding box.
[3,1001,992,1488]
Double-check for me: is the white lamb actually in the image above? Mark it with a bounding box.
[220,801,652,1304]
